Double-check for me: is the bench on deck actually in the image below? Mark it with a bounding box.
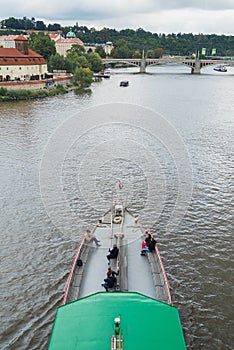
[108,238,128,292]
[108,258,119,291]
[147,250,170,303]
[119,240,128,291]
[66,243,91,303]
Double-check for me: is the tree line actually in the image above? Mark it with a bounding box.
[64,25,234,57]
[1,17,233,57]
[1,16,61,31]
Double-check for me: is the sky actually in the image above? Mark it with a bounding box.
[1,0,234,34]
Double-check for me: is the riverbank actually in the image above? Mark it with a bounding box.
[0,84,70,101]
[0,75,73,90]
[0,75,74,101]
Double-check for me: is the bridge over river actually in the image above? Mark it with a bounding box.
[102,56,233,74]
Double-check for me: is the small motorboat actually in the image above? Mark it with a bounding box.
[48,198,186,349]
[120,80,129,87]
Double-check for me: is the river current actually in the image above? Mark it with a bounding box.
[0,64,233,349]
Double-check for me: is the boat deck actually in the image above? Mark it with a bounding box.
[69,208,171,304]
[50,205,186,350]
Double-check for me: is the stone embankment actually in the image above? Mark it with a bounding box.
[0,75,73,91]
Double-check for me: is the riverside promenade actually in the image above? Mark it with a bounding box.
[0,75,73,91]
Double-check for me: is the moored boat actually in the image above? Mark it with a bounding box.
[48,198,186,349]
[213,65,227,72]
[93,70,111,78]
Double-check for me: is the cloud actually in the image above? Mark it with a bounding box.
[101,8,234,34]
[0,0,234,34]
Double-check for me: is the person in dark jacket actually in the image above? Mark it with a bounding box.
[145,233,152,246]
[106,244,119,261]
[148,235,157,252]
[101,267,119,292]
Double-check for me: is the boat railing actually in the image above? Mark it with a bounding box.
[148,245,172,305]
[62,237,84,304]
[128,210,172,304]
[62,236,91,304]
[155,245,172,305]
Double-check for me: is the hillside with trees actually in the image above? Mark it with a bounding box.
[65,25,234,57]
[1,16,233,58]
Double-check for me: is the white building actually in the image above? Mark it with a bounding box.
[55,29,84,57]
[55,37,84,57]
[84,42,114,56]
[0,35,28,48]
[0,36,47,82]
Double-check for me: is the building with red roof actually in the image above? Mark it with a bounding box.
[0,36,47,82]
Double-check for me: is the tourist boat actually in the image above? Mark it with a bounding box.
[120,80,129,87]
[213,65,227,72]
[48,198,186,349]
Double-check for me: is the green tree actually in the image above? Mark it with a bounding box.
[67,44,86,56]
[48,53,68,72]
[154,48,164,58]
[76,55,90,68]
[74,67,93,88]
[95,45,106,58]
[146,50,154,58]
[66,47,90,73]
[29,32,56,60]
[35,20,47,30]
[114,39,131,58]
[132,50,141,58]
[110,48,119,58]
[48,23,61,31]
[86,52,103,72]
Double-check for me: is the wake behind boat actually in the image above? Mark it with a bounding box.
[48,198,186,349]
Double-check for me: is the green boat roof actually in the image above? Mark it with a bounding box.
[48,292,186,350]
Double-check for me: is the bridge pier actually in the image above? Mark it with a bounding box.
[191,57,201,74]
[140,58,146,73]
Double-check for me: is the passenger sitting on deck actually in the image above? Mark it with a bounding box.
[84,229,101,247]
[148,235,157,252]
[145,232,152,246]
[106,267,119,278]
[141,241,149,256]
[106,244,119,261]
[101,268,119,292]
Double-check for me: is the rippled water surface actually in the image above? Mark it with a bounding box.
[0,65,233,349]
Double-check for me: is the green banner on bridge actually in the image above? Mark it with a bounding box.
[201,48,206,55]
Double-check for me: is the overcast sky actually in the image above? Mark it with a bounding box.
[1,0,234,34]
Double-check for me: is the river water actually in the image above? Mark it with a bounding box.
[0,65,233,349]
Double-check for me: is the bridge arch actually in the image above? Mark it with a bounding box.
[102,59,140,68]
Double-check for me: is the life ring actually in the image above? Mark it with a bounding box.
[113,216,122,224]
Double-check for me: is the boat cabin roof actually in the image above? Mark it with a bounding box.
[48,292,186,350]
